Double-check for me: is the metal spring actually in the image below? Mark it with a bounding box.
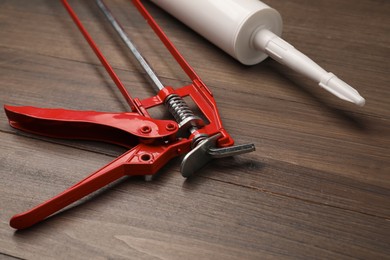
[165,94,196,123]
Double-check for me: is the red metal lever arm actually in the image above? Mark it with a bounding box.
[10,139,191,230]
[61,0,139,113]
[4,105,178,149]
[131,0,200,82]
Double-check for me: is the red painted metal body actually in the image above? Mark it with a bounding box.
[4,106,178,148]
[4,0,234,229]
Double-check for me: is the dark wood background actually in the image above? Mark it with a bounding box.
[1,0,389,259]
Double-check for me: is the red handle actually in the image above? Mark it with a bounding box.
[10,149,132,229]
[10,139,191,230]
[5,105,178,149]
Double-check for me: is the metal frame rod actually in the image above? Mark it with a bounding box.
[61,0,137,111]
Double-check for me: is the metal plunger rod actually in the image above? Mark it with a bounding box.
[96,0,165,92]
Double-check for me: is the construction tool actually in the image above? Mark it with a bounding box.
[4,0,254,230]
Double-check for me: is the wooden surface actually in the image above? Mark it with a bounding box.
[1,0,389,259]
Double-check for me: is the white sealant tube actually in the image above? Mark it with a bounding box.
[150,0,365,106]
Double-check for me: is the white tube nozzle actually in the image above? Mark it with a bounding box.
[253,29,365,106]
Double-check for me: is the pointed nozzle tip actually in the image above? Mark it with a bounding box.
[355,96,366,107]
[320,75,366,107]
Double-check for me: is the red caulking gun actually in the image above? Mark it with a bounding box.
[4,0,255,230]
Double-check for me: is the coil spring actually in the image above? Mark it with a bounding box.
[165,94,196,123]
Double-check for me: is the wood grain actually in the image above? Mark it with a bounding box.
[1,0,389,259]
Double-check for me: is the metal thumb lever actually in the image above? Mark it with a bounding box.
[208,144,256,158]
[181,134,255,177]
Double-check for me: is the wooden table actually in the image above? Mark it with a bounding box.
[1,0,389,259]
